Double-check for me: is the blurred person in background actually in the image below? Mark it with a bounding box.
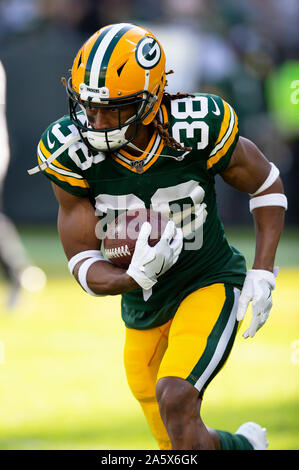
[0,60,45,308]
[29,22,287,450]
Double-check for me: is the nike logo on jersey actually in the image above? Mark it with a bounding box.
[210,97,220,116]
[47,132,55,149]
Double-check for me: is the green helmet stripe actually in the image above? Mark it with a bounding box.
[98,24,133,88]
[84,25,114,85]
[85,23,134,89]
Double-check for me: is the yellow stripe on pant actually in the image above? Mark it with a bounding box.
[123,283,240,450]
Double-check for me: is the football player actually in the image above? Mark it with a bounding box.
[29,24,287,450]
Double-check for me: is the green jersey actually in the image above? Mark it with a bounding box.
[37,93,246,329]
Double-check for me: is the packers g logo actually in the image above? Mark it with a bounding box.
[135,37,161,69]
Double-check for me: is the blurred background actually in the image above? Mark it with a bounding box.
[0,0,298,450]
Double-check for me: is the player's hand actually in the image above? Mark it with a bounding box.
[236,269,277,338]
[126,220,183,290]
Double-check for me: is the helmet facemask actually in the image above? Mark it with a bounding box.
[67,78,158,152]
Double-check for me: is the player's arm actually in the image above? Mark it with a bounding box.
[220,136,287,338]
[221,136,285,272]
[51,182,138,295]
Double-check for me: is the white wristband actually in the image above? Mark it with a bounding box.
[249,193,288,213]
[250,162,280,197]
[68,250,105,275]
[78,256,105,296]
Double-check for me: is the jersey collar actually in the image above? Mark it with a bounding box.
[111,104,168,173]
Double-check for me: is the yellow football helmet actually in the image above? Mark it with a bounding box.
[67,23,166,151]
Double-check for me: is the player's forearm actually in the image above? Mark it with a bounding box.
[252,205,285,272]
[74,260,139,295]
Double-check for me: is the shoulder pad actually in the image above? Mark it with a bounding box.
[30,115,95,197]
[166,93,239,173]
[205,94,239,173]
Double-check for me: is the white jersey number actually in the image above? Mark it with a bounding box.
[95,180,207,250]
[171,97,209,151]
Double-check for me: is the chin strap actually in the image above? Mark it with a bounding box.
[127,142,190,161]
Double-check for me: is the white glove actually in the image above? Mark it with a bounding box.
[126,220,183,290]
[236,268,278,338]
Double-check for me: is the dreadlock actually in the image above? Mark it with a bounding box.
[152,70,195,152]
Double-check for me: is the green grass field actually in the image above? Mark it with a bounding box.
[0,226,298,450]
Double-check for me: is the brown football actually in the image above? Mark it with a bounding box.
[104,208,170,269]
